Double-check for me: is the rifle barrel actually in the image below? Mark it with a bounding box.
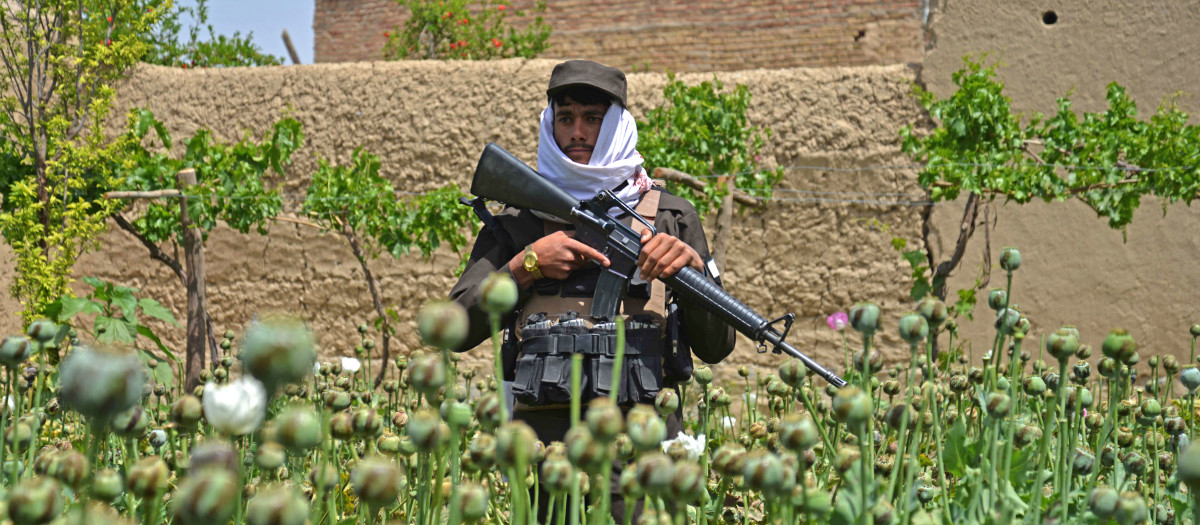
[663,266,847,387]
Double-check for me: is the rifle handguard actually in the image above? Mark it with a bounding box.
[664,266,848,388]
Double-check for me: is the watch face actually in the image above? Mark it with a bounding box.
[523,252,537,269]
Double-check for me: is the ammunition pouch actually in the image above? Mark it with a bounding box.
[511,318,665,406]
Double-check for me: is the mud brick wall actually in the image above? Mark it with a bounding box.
[313,0,924,70]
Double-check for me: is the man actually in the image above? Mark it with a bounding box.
[449,59,736,520]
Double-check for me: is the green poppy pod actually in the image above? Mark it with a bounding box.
[541,457,575,495]
[452,481,489,522]
[275,406,322,452]
[564,426,608,474]
[987,289,1007,311]
[585,398,624,443]
[1101,329,1136,360]
[238,319,316,393]
[778,359,806,389]
[848,303,881,335]
[0,336,33,368]
[92,468,124,501]
[126,456,169,498]
[480,272,518,314]
[999,247,1021,272]
[635,452,675,496]
[670,461,705,502]
[351,456,403,509]
[60,346,145,421]
[417,300,469,351]
[915,297,949,326]
[1114,492,1147,525]
[172,468,240,525]
[1088,486,1119,518]
[495,420,539,470]
[832,386,872,429]
[626,405,666,452]
[406,410,446,452]
[653,388,680,417]
[245,485,308,525]
[897,313,929,343]
[617,465,643,500]
[1046,328,1080,361]
[7,476,62,525]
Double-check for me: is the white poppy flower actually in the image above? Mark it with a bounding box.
[341,357,361,374]
[721,416,738,431]
[313,361,322,375]
[203,376,267,436]
[661,433,706,461]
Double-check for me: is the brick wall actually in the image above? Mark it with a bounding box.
[314,0,924,70]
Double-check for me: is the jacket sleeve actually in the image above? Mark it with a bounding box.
[448,218,528,353]
[664,206,737,365]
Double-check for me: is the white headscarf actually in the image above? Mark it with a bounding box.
[535,103,652,220]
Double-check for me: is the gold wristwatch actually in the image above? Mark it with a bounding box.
[523,245,544,280]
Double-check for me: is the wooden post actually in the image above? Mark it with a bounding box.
[177,169,208,392]
[711,176,736,272]
[281,29,301,65]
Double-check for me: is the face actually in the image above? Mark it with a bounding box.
[552,96,610,164]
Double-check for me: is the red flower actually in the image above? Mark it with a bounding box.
[105,39,111,46]
[492,38,502,48]
[462,52,467,58]
[443,11,452,19]
[181,63,188,68]
[458,17,469,25]
[498,5,506,11]
[458,40,467,47]
[449,42,457,50]
[106,15,112,22]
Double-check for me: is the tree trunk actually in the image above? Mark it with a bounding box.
[341,224,390,387]
[178,169,208,393]
[711,176,736,271]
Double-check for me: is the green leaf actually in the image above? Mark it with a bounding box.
[136,325,179,363]
[111,288,138,323]
[95,316,136,345]
[943,418,971,478]
[57,296,103,321]
[138,298,180,327]
[138,348,175,389]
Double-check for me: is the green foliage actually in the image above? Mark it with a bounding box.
[141,0,283,67]
[303,148,476,260]
[385,0,550,60]
[117,109,304,244]
[0,0,163,322]
[901,57,1200,232]
[637,75,784,216]
[44,276,179,386]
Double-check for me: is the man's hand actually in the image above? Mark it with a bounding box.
[638,229,703,281]
[509,231,610,289]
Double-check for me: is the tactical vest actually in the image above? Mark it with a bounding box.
[511,191,671,408]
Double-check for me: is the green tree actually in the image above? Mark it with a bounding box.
[384,0,550,60]
[110,109,304,388]
[900,57,1200,303]
[303,148,475,385]
[0,0,163,322]
[141,0,282,68]
[637,75,784,216]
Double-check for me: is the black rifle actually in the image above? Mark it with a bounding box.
[471,143,846,388]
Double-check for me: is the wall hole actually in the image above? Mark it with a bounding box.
[854,29,866,42]
[1042,10,1058,25]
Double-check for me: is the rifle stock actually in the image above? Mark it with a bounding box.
[470,143,846,387]
[471,143,578,222]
